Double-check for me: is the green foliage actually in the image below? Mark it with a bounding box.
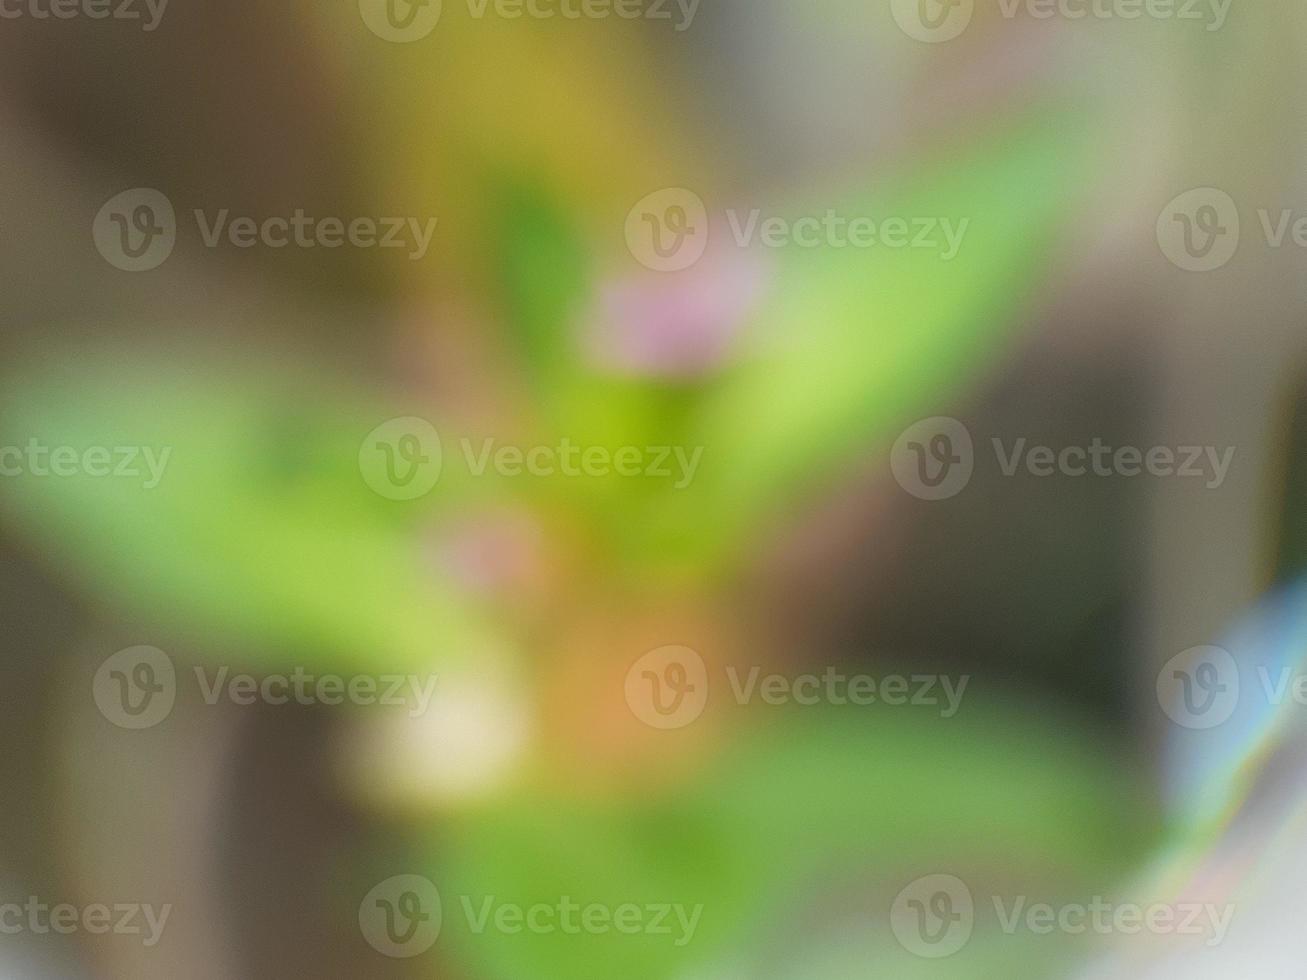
[437,708,1154,979]
[0,355,501,672]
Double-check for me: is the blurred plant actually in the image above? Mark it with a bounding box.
[0,10,1170,979]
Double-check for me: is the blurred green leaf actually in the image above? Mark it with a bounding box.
[652,109,1103,569]
[435,706,1155,979]
[0,353,503,673]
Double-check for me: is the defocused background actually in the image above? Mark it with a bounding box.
[0,1,1305,977]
